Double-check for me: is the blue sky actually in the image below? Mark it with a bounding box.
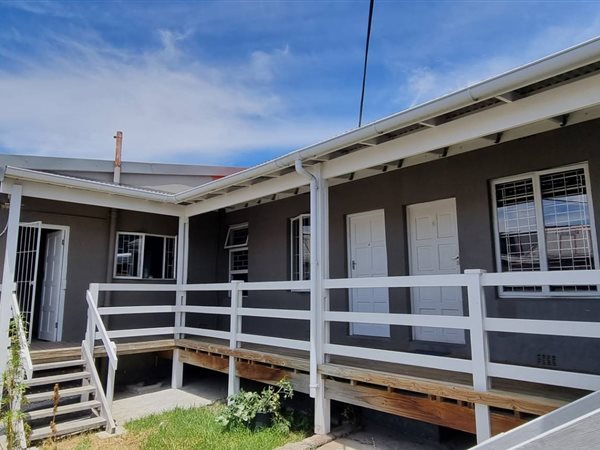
[0,1,599,167]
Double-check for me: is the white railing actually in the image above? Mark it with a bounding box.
[84,269,600,442]
[85,289,118,406]
[10,292,33,380]
[81,340,116,433]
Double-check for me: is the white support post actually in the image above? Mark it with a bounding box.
[0,185,23,398]
[227,281,242,399]
[172,215,189,389]
[83,283,99,402]
[313,165,331,435]
[466,269,491,443]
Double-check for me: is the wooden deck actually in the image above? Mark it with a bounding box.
[30,337,588,437]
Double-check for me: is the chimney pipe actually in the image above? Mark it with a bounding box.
[113,131,123,184]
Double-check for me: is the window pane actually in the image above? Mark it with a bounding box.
[291,218,300,280]
[143,236,165,279]
[164,237,176,279]
[226,226,248,248]
[231,249,248,272]
[302,216,311,280]
[116,234,141,277]
[495,179,541,292]
[540,169,596,292]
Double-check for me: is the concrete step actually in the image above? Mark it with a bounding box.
[30,416,106,442]
[24,400,101,421]
[25,371,90,387]
[25,385,96,403]
[33,359,86,372]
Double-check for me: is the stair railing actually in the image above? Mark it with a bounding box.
[10,292,33,380]
[84,289,118,433]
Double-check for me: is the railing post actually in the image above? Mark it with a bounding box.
[106,342,117,406]
[86,284,99,354]
[465,269,491,443]
[0,184,23,398]
[228,280,242,399]
[172,216,188,389]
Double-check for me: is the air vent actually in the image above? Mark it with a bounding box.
[536,353,558,367]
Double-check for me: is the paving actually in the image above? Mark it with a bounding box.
[111,377,227,425]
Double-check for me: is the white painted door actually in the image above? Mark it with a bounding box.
[348,210,390,337]
[38,231,65,342]
[408,198,464,344]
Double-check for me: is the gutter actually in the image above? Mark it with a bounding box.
[172,35,600,203]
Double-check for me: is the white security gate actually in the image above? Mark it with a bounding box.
[408,198,464,344]
[347,210,390,337]
[15,222,42,342]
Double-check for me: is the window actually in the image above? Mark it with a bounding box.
[114,232,176,279]
[492,164,598,296]
[290,214,311,281]
[226,224,248,292]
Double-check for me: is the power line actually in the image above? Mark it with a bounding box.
[358,0,375,128]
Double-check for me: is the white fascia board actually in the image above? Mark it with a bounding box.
[184,72,600,216]
[185,172,307,216]
[321,72,600,180]
[1,179,182,216]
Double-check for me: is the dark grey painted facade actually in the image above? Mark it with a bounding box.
[188,118,600,375]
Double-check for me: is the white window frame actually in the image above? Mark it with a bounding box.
[226,224,248,296]
[224,222,249,249]
[491,162,600,298]
[290,213,311,283]
[114,231,177,280]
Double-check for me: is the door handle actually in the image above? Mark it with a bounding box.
[351,260,357,270]
[451,255,460,261]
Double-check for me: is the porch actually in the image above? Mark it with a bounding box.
[70,269,600,442]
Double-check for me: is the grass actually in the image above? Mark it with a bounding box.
[40,404,307,450]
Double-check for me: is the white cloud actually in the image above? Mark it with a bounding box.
[0,31,345,165]
[396,20,600,109]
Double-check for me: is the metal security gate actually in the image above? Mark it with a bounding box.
[15,222,42,342]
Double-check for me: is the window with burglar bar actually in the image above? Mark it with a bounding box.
[114,232,176,279]
[492,164,598,296]
[290,214,310,281]
[226,224,248,295]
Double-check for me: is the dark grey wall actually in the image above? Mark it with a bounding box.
[199,118,600,374]
[0,200,180,342]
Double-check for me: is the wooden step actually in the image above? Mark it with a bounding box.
[24,400,101,421]
[33,359,86,372]
[30,416,106,441]
[25,371,90,387]
[25,385,96,403]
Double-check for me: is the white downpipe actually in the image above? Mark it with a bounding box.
[295,160,319,398]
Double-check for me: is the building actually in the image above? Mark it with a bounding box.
[2,36,600,445]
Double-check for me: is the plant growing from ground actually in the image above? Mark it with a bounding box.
[1,317,30,449]
[216,379,294,430]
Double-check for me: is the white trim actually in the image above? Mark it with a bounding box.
[113,232,177,280]
[490,162,600,297]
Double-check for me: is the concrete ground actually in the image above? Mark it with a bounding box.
[321,428,447,450]
[112,376,227,425]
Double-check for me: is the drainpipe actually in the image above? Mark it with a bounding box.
[294,160,319,398]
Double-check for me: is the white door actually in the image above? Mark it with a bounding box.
[408,198,464,344]
[16,222,42,342]
[38,231,65,342]
[348,210,390,337]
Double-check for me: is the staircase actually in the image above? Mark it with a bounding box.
[23,351,116,442]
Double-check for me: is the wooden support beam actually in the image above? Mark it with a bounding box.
[179,349,229,373]
[318,364,561,415]
[236,361,309,394]
[325,379,526,436]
